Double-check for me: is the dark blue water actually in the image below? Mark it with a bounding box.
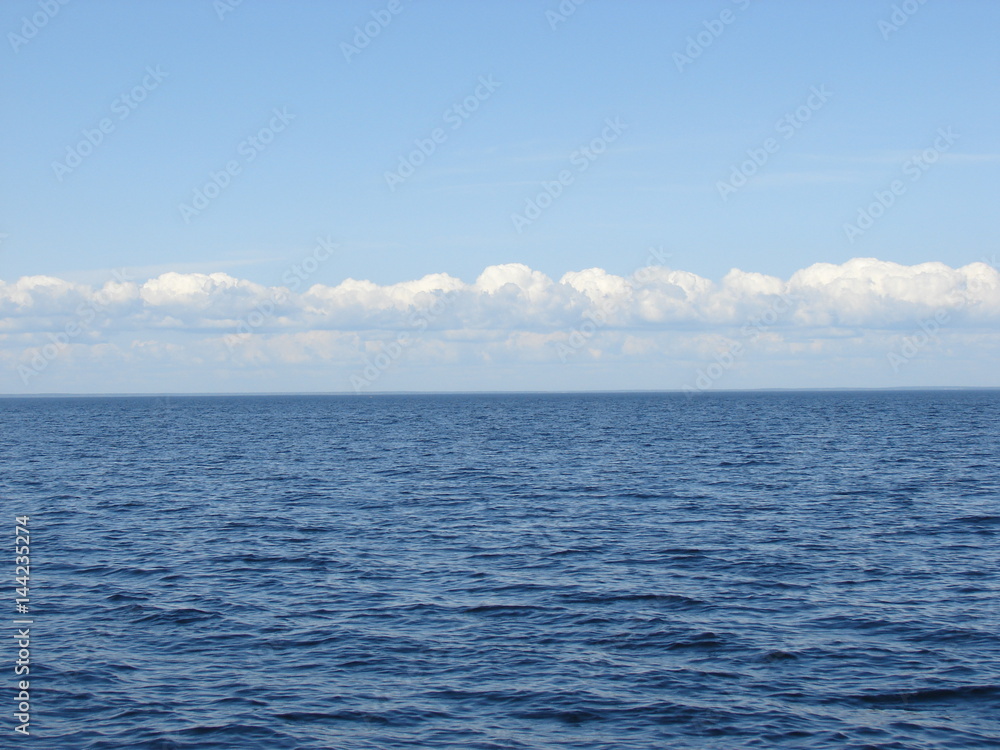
[2,391,998,749]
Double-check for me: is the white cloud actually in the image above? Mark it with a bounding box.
[4,257,999,334]
[2,257,999,392]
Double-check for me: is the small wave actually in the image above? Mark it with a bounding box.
[667,631,726,650]
[462,603,543,615]
[952,515,1000,525]
[852,684,1000,704]
[758,650,799,662]
[132,607,220,625]
[565,592,704,607]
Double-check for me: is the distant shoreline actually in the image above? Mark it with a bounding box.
[3,387,999,399]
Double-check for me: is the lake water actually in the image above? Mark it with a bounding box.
[2,391,998,748]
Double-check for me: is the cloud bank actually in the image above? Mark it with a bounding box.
[2,257,999,393]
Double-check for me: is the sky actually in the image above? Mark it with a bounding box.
[1,0,999,394]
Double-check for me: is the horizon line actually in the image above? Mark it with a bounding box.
[2,386,999,399]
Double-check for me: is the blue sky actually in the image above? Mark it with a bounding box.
[2,0,999,393]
